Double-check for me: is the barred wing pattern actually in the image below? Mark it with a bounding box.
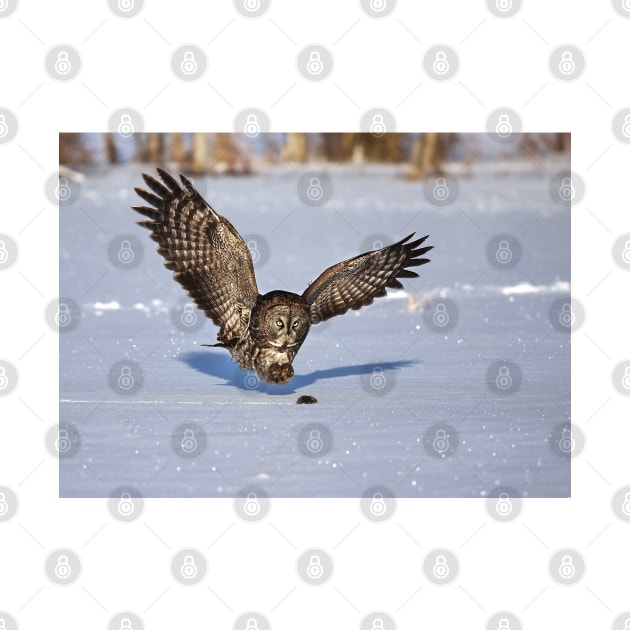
[303,233,432,324]
[132,168,259,344]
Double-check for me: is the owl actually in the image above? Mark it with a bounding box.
[132,169,433,385]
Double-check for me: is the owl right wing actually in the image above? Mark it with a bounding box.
[303,233,432,324]
[132,168,259,343]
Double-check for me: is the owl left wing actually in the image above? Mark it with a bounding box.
[132,168,259,343]
[302,233,432,324]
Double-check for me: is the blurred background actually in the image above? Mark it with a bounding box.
[60,131,569,177]
[58,131,571,498]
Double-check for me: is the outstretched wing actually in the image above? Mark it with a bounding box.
[303,233,432,324]
[132,168,258,343]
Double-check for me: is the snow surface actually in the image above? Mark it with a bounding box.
[60,164,570,497]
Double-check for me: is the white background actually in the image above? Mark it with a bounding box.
[0,1,629,628]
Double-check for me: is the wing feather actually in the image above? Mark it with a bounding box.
[303,233,432,324]
[132,169,259,342]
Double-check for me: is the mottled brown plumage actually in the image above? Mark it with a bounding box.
[132,169,433,385]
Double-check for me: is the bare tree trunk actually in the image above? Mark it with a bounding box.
[552,132,570,153]
[134,134,148,162]
[60,133,92,166]
[191,133,208,175]
[104,133,118,164]
[146,133,162,162]
[214,133,237,173]
[170,133,185,168]
[409,133,445,179]
[283,132,308,163]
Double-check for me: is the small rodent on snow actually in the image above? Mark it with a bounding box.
[296,395,318,404]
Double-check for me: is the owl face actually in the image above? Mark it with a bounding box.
[250,291,310,350]
[262,303,309,348]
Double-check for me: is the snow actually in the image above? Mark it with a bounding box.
[60,163,570,497]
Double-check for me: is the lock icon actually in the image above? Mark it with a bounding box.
[55,50,72,75]
[621,492,630,516]
[624,0,630,10]
[117,366,134,390]
[306,554,323,579]
[496,492,513,516]
[433,177,449,201]
[244,373,260,390]
[496,365,512,390]
[559,303,574,328]
[56,177,71,202]
[307,51,323,75]
[432,429,449,453]
[306,177,323,201]
[181,555,198,579]
[622,114,630,138]
[245,619,260,630]
[118,114,134,136]
[181,303,197,327]
[371,620,385,630]
[432,302,449,327]
[244,113,260,137]
[370,0,386,11]
[372,239,384,250]
[0,240,7,265]
[621,240,630,264]
[495,0,512,11]
[0,114,7,138]
[247,239,260,264]
[118,492,135,516]
[56,302,72,328]
[118,0,134,10]
[558,177,573,202]
[54,555,72,579]
[119,618,133,630]
[495,240,512,264]
[369,492,386,516]
[244,492,261,516]
[117,239,135,264]
[623,620,630,630]
[57,428,71,453]
[558,554,575,579]
[181,428,198,452]
[0,492,8,516]
[497,618,512,630]
[307,429,323,453]
[621,366,630,390]
[370,114,386,136]
[558,51,575,75]
[432,554,449,579]
[432,51,449,75]
[496,113,512,137]
[559,426,573,453]
[0,366,7,390]
[370,366,386,390]
[181,51,198,75]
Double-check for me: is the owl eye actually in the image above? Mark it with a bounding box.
[276,319,284,329]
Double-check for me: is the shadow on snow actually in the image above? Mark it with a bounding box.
[179,349,418,395]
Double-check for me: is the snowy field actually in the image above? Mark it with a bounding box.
[59,162,570,498]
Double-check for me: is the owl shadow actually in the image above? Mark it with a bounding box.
[179,350,418,395]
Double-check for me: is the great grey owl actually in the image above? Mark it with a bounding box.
[132,168,433,385]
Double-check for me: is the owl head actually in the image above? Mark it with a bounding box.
[251,291,310,349]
